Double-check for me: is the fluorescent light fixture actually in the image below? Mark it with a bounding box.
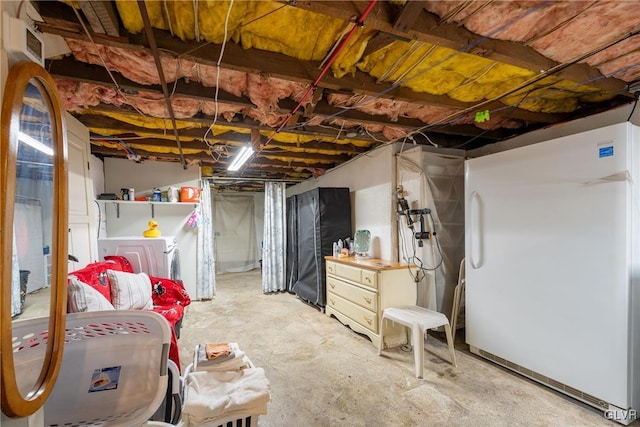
[18,131,53,156]
[227,146,254,171]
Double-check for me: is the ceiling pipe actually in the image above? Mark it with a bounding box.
[235,0,378,176]
[137,0,188,170]
[260,0,378,151]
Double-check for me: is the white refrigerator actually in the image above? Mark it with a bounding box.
[465,122,640,424]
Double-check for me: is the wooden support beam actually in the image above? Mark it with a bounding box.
[250,129,261,152]
[48,57,255,108]
[285,1,630,97]
[37,20,572,125]
[137,0,186,168]
[75,112,374,148]
[91,145,329,172]
[362,32,399,57]
[392,1,426,33]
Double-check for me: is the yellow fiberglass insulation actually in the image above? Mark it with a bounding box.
[262,155,334,165]
[266,144,355,157]
[259,130,373,148]
[89,114,371,155]
[89,111,207,131]
[358,39,615,113]
[239,3,343,61]
[116,1,370,80]
[89,127,208,146]
[129,144,204,156]
[94,140,204,156]
[358,40,534,98]
[192,1,250,43]
[115,0,168,34]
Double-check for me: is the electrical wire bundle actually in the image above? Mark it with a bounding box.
[398,209,444,284]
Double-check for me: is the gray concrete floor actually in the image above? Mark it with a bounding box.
[178,270,632,427]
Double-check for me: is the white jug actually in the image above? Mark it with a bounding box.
[168,186,179,203]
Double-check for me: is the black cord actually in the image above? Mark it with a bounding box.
[627,94,639,122]
[425,212,445,271]
[397,211,444,281]
[409,213,444,272]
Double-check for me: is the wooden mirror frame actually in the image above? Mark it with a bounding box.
[0,61,68,417]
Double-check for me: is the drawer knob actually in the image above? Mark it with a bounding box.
[365,277,371,283]
[364,316,372,325]
[363,296,372,304]
[329,283,335,289]
[330,298,335,305]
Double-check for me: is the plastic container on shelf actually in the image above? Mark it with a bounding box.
[180,187,200,203]
[168,187,179,203]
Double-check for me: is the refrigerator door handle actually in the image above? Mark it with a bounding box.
[469,190,483,269]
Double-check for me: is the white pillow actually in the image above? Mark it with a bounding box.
[68,276,115,312]
[107,270,154,310]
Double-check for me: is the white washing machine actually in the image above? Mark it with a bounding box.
[97,236,180,280]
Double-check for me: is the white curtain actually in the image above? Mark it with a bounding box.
[262,182,286,293]
[213,193,259,273]
[196,180,216,299]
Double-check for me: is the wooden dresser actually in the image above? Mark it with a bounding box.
[325,256,417,349]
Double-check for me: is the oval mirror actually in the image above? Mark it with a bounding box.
[1,61,68,417]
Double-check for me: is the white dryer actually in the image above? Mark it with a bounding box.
[97,236,180,280]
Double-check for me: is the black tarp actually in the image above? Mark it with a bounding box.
[288,188,351,308]
[285,194,298,292]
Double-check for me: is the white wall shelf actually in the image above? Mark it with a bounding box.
[95,200,198,218]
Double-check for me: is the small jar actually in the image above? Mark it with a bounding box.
[128,188,135,201]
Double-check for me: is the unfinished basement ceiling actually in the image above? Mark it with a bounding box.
[31,0,640,190]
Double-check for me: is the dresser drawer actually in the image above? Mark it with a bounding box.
[326,261,336,275]
[327,276,378,312]
[335,262,362,283]
[327,292,378,333]
[361,269,377,289]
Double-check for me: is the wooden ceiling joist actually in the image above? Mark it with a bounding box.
[37,8,564,127]
[91,145,330,172]
[392,1,426,33]
[77,113,374,150]
[137,0,187,169]
[47,57,255,108]
[285,1,630,96]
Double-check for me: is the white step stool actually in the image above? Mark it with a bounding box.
[378,306,457,379]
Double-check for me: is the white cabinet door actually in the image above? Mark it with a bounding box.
[66,113,97,270]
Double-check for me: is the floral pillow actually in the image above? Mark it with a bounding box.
[106,270,153,310]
